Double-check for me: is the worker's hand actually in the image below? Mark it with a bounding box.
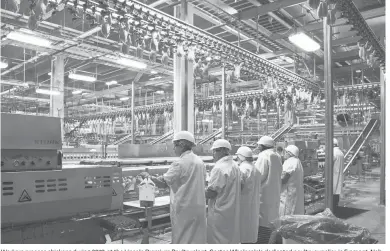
[138,172,150,180]
[150,175,168,189]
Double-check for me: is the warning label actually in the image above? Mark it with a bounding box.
[112,188,117,196]
[18,190,32,202]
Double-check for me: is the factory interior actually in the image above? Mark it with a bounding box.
[0,0,386,245]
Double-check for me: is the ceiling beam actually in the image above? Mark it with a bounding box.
[192,6,272,52]
[333,63,378,75]
[333,36,362,47]
[332,50,359,61]
[269,7,385,40]
[238,0,305,20]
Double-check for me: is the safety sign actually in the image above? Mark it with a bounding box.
[18,189,32,202]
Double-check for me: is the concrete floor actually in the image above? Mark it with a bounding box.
[340,167,385,244]
[110,167,385,244]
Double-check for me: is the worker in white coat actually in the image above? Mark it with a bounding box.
[254,136,283,244]
[151,131,207,244]
[236,146,262,244]
[280,145,304,216]
[206,139,241,244]
[333,138,345,212]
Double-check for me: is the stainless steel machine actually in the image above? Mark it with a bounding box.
[1,113,123,243]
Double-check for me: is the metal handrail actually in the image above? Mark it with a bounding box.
[198,128,222,145]
[343,119,378,174]
[150,130,174,145]
[343,119,376,163]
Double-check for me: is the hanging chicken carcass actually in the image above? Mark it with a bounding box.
[100,10,112,38]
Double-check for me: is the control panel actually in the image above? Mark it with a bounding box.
[1,149,60,172]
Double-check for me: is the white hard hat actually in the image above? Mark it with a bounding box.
[173,131,195,144]
[257,136,275,147]
[211,139,231,151]
[285,145,299,157]
[333,138,339,146]
[236,146,253,158]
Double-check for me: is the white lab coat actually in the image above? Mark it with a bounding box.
[279,157,304,216]
[239,161,262,243]
[333,147,345,195]
[163,151,207,244]
[207,156,241,244]
[255,149,283,227]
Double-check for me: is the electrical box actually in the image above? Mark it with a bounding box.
[1,113,62,172]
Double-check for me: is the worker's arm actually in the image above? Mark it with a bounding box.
[151,162,181,189]
[239,166,249,190]
[206,167,226,199]
[281,171,291,185]
[256,157,269,184]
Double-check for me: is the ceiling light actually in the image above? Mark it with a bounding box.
[72,90,83,95]
[151,70,158,74]
[68,73,96,82]
[117,58,147,69]
[120,97,129,101]
[356,69,361,73]
[82,92,89,96]
[288,33,320,52]
[0,61,8,69]
[106,80,118,86]
[36,88,60,96]
[155,90,165,95]
[48,72,52,76]
[281,56,294,64]
[7,31,52,47]
[150,76,162,80]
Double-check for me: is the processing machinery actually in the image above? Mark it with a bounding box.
[1,113,123,244]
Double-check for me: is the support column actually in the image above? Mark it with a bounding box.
[173,0,194,134]
[221,66,226,139]
[379,32,385,205]
[324,18,334,212]
[131,81,135,144]
[50,55,65,141]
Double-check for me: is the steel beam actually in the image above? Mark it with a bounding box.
[324,17,334,212]
[50,55,65,141]
[379,31,385,205]
[238,0,305,20]
[221,66,226,139]
[173,0,194,133]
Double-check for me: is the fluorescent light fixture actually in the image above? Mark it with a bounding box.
[120,97,129,101]
[356,69,361,73]
[0,61,8,69]
[82,92,89,96]
[72,90,83,95]
[48,72,52,76]
[151,70,158,74]
[281,56,294,64]
[150,76,162,80]
[155,90,164,95]
[68,73,96,82]
[36,88,60,95]
[7,31,52,47]
[288,32,320,52]
[106,80,118,86]
[117,58,147,69]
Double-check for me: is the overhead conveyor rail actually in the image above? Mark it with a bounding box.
[270,123,293,141]
[113,133,139,145]
[343,119,379,174]
[198,128,223,145]
[150,130,174,145]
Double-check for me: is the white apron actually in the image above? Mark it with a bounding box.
[207,156,241,244]
[255,149,283,227]
[333,147,345,195]
[163,151,207,244]
[280,157,305,216]
[239,161,262,243]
